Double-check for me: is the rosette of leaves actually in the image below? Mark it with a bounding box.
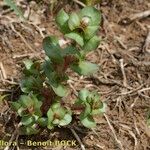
[11,94,43,135]
[56,6,101,51]
[75,89,106,128]
[55,6,101,76]
[47,101,72,129]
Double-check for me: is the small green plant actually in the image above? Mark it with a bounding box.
[11,6,106,135]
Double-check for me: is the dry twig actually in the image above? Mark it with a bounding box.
[129,10,150,21]
[10,23,35,52]
[104,114,124,150]
[72,0,86,7]
[0,62,7,79]
[143,30,150,53]
[119,59,127,88]
[70,128,86,150]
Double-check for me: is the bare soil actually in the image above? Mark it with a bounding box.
[0,0,150,150]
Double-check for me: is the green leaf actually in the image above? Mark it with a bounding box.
[78,89,90,101]
[83,36,100,52]
[59,113,72,126]
[47,108,54,129]
[68,12,80,31]
[51,102,61,110]
[91,102,106,115]
[56,9,70,33]
[74,99,84,105]
[52,106,66,119]
[80,115,96,128]
[52,84,68,97]
[80,103,91,119]
[37,117,48,127]
[23,60,41,76]
[79,6,101,26]
[30,95,42,116]
[20,95,33,108]
[61,46,79,57]
[23,60,33,70]
[43,36,63,63]
[84,26,99,40]
[53,119,60,125]
[43,60,58,87]
[17,107,27,116]
[65,32,84,46]
[71,61,99,75]
[91,91,100,102]
[0,95,8,104]
[4,0,25,19]
[33,103,42,117]
[25,124,39,135]
[11,102,21,111]
[21,76,42,93]
[21,116,34,126]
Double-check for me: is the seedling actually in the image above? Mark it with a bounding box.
[11,6,106,135]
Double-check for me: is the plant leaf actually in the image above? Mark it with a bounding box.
[79,6,101,26]
[92,102,107,115]
[80,115,96,128]
[84,26,99,40]
[47,108,54,129]
[71,61,99,75]
[21,116,34,126]
[23,60,41,76]
[11,102,21,111]
[0,94,8,104]
[17,107,27,116]
[4,0,24,19]
[65,32,84,46]
[78,89,90,101]
[52,84,68,97]
[61,46,79,57]
[56,9,70,33]
[43,36,63,63]
[33,99,42,117]
[43,60,58,86]
[52,105,66,119]
[43,60,68,97]
[53,119,60,125]
[37,117,48,127]
[68,12,80,31]
[24,125,39,135]
[83,36,100,52]
[80,103,91,119]
[21,76,42,93]
[23,60,33,70]
[20,95,33,108]
[59,113,72,126]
